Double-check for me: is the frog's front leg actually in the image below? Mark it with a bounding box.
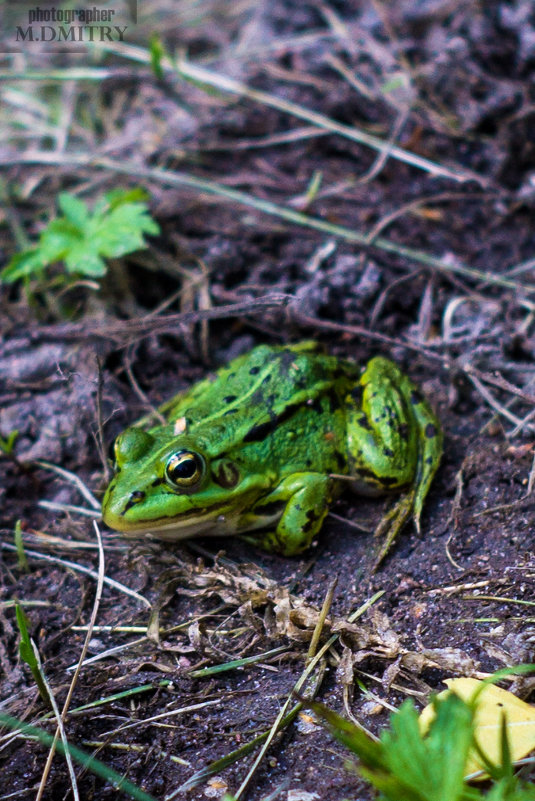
[238,473,333,556]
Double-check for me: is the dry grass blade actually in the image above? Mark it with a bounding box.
[99,699,221,738]
[25,292,291,344]
[0,542,151,607]
[37,501,101,518]
[307,578,337,661]
[468,374,534,432]
[33,643,79,801]
[85,41,486,185]
[35,521,105,799]
[35,460,101,510]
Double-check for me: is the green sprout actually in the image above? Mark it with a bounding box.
[1,187,160,285]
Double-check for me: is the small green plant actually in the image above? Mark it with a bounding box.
[0,428,18,456]
[1,188,160,285]
[149,33,166,79]
[307,692,535,801]
[14,520,29,572]
[15,602,50,704]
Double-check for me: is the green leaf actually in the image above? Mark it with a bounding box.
[15,603,50,703]
[58,192,88,227]
[2,188,159,286]
[39,219,83,262]
[381,696,474,801]
[88,202,160,260]
[64,245,107,277]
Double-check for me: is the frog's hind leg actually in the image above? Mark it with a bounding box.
[347,357,442,568]
[406,386,443,534]
[373,385,442,569]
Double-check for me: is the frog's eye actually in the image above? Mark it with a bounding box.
[165,450,205,488]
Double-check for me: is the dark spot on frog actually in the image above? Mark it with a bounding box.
[398,422,409,440]
[251,389,265,405]
[425,456,434,465]
[243,400,301,443]
[411,390,423,405]
[334,450,346,470]
[382,405,394,420]
[223,395,237,403]
[425,423,438,438]
[249,366,260,375]
[306,459,312,467]
[262,374,272,383]
[151,477,164,487]
[224,408,239,416]
[383,447,394,457]
[303,508,320,533]
[358,415,371,430]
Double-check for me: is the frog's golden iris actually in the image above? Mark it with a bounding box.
[102,342,442,565]
[165,450,204,488]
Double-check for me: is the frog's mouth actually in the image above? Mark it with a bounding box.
[107,507,242,541]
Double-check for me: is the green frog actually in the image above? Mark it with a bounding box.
[102,342,442,566]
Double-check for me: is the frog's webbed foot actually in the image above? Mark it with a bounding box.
[372,488,416,571]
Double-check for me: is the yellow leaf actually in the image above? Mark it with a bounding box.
[420,677,535,778]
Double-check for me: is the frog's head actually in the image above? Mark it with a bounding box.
[102,426,254,539]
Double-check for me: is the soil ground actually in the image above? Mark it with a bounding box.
[0,2,534,800]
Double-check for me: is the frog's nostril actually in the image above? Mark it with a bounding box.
[121,490,146,515]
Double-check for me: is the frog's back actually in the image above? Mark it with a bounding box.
[164,343,356,426]
[160,343,356,475]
